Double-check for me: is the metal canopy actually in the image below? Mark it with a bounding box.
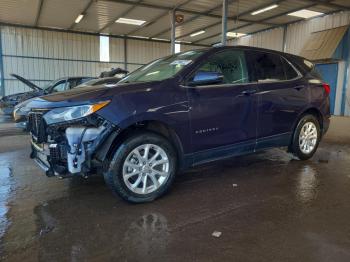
[300,25,349,61]
[0,0,349,46]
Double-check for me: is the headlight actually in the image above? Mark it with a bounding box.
[13,108,19,119]
[43,101,110,125]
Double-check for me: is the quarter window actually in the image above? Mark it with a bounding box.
[193,50,249,85]
[250,52,285,82]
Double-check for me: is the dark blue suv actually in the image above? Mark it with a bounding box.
[27,46,330,203]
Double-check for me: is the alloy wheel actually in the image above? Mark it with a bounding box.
[299,121,318,154]
[122,144,170,195]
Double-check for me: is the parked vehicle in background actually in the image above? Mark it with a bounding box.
[26,46,330,203]
[0,74,95,115]
[13,76,123,129]
[77,76,124,88]
[98,68,128,78]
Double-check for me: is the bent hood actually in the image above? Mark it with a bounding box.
[11,74,41,91]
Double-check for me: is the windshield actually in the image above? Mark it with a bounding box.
[78,78,102,87]
[43,80,59,90]
[119,50,205,83]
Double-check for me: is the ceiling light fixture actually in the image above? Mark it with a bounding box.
[130,35,149,39]
[251,4,278,15]
[227,32,246,38]
[115,18,146,26]
[190,30,205,37]
[75,14,84,24]
[287,9,324,19]
[151,38,169,41]
[176,40,192,44]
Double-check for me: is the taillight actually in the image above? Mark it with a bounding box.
[323,83,331,95]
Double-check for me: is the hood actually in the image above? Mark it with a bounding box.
[14,96,35,109]
[26,81,158,109]
[11,74,42,91]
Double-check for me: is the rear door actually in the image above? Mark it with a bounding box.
[246,50,308,148]
[187,49,258,157]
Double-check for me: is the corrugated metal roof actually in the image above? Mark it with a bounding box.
[299,25,349,61]
[333,0,350,8]
[0,0,349,45]
[38,0,91,28]
[0,0,40,25]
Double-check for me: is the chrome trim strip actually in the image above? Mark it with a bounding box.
[34,158,49,172]
[31,140,44,152]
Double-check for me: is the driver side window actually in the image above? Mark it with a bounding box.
[194,50,249,85]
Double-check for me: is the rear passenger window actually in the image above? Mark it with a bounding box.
[282,58,299,79]
[194,50,249,85]
[250,52,285,82]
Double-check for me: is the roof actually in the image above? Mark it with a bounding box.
[0,0,349,46]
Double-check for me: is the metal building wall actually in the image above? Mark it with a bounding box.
[181,44,206,52]
[229,11,350,56]
[229,27,285,52]
[1,26,114,95]
[126,39,170,72]
[0,26,171,96]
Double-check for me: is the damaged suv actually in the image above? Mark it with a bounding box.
[27,46,330,203]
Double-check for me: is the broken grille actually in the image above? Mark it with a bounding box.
[28,112,46,143]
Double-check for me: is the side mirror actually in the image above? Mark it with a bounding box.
[189,71,224,86]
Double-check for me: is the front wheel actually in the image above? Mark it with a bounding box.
[290,114,321,160]
[104,132,177,203]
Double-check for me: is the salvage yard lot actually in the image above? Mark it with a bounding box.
[1,116,350,261]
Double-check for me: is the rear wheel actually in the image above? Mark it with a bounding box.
[290,114,321,160]
[104,132,177,203]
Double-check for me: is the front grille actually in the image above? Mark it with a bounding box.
[49,143,67,163]
[49,145,60,163]
[28,112,47,143]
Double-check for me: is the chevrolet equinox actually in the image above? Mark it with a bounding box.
[27,46,330,203]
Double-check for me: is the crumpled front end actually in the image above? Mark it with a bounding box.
[29,110,119,177]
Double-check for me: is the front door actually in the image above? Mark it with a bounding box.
[186,49,258,162]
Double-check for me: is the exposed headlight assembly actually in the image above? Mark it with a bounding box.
[43,101,110,125]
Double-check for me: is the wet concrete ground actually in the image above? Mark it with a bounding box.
[0,117,350,261]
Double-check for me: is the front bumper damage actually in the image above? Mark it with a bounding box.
[30,114,120,178]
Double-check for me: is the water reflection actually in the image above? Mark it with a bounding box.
[35,199,170,262]
[296,165,318,203]
[0,166,13,254]
[121,213,169,260]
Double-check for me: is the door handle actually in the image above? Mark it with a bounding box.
[241,89,257,95]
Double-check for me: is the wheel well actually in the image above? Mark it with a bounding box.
[288,107,324,152]
[302,108,323,130]
[106,120,184,163]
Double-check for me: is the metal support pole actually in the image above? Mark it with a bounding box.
[282,25,287,52]
[170,9,176,54]
[0,26,5,97]
[124,37,128,71]
[221,0,228,46]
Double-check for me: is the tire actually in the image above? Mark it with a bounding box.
[290,114,321,160]
[103,131,177,203]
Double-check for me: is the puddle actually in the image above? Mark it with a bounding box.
[0,166,13,243]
